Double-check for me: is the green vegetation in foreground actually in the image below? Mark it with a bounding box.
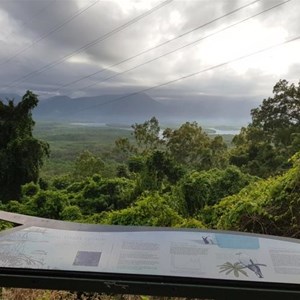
[0,79,300,238]
[0,91,49,202]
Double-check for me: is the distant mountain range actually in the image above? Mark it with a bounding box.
[33,93,168,123]
[0,93,21,102]
[1,92,261,125]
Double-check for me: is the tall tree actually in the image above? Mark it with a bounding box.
[0,91,49,202]
[114,117,162,160]
[230,80,300,177]
[251,79,300,147]
[73,150,104,179]
[163,122,210,168]
[131,116,164,153]
[163,122,227,170]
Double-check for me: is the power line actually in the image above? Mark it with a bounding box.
[0,0,100,67]
[72,35,300,116]
[74,0,291,93]
[3,0,174,90]
[56,0,262,91]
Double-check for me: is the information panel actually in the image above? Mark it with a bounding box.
[1,211,300,299]
[1,225,300,284]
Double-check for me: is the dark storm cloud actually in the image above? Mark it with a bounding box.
[0,0,299,102]
[148,66,272,100]
[0,0,175,92]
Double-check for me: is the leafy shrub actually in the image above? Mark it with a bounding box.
[175,218,206,228]
[103,193,183,226]
[61,205,82,221]
[21,182,40,197]
[204,152,300,237]
[52,175,72,190]
[77,178,135,214]
[175,166,255,217]
[28,190,69,219]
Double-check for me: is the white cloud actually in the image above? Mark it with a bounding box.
[0,0,299,102]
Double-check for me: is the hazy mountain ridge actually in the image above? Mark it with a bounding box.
[33,93,168,123]
[2,92,260,125]
[162,96,261,121]
[0,93,21,102]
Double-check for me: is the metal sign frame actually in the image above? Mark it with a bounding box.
[0,210,300,300]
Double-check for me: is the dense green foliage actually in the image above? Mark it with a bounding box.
[73,150,105,179]
[164,122,228,169]
[0,91,49,202]
[202,152,300,237]
[230,80,300,177]
[116,119,228,171]
[174,166,256,217]
[1,80,300,238]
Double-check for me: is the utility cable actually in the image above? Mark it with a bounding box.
[57,0,262,91]
[72,35,300,115]
[0,0,100,67]
[74,0,291,93]
[3,0,173,89]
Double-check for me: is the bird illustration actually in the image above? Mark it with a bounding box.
[202,236,214,244]
[202,236,210,244]
[236,252,266,278]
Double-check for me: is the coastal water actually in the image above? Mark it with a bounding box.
[70,123,240,135]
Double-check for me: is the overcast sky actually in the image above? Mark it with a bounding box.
[0,0,299,102]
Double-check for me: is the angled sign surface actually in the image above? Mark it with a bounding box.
[0,211,300,299]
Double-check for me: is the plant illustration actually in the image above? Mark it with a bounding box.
[218,253,267,278]
[218,261,248,278]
